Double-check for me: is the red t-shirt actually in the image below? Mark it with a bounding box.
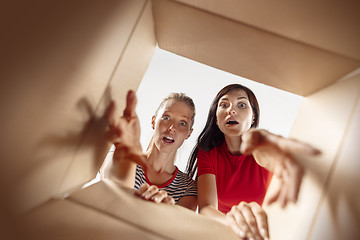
[197,141,272,213]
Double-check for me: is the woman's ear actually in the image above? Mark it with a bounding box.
[186,128,194,139]
[151,116,156,129]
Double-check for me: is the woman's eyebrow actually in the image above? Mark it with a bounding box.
[181,115,190,120]
[237,97,248,100]
[163,110,190,120]
[219,97,229,101]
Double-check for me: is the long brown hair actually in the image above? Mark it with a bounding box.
[186,84,259,179]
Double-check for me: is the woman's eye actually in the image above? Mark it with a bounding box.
[219,102,227,108]
[179,121,187,127]
[162,115,170,120]
[238,103,246,108]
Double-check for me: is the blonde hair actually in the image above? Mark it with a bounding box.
[155,92,196,128]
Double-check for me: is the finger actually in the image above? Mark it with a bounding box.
[275,156,302,208]
[123,90,138,121]
[237,202,261,239]
[163,196,175,205]
[141,185,159,200]
[249,202,269,239]
[284,157,304,203]
[277,172,290,208]
[151,190,167,203]
[230,204,256,239]
[275,136,321,156]
[265,155,289,207]
[264,183,282,206]
[135,183,150,196]
[261,130,321,156]
[241,129,321,156]
[226,211,247,239]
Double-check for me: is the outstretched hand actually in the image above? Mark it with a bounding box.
[240,129,321,208]
[105,90,147,168]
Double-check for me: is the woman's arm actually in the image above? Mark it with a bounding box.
[177,196,198,211]
[198,174,223,221]
[198,174,229,228]
[241,129,321,207]
[102,145,139,188]
[198,174,269,239]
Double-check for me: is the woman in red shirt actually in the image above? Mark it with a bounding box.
[186,84,320,239]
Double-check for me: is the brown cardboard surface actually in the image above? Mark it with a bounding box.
[58,0,156,195]
[152,0,360,96]
[19,197,166,240]
[1,1,359,239]
[174,0,360,60]
[0,0,154,216]
[68,179,239,240]
[17,179,239,239]
[264,74,360,239]
[308,76,360,239]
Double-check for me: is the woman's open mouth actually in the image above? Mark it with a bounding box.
[226,120,239,125]
[163,136,175,143]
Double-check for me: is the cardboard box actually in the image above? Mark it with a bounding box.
[1,0,359,239]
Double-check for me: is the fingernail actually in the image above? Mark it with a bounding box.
[260,228,269,240]
[238,230,245,237]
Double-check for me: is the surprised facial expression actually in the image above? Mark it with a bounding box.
[152,100,193,153]
[216,89,254,137]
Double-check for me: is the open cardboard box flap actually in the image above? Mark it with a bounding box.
[20,179,239,240]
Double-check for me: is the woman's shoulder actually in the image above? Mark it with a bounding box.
[198,141,225,157]
[199,142,223,153]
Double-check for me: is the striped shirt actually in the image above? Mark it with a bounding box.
[134,165,197,203]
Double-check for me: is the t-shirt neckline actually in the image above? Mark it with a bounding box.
[222,141,244,161]
[145,167,179,188]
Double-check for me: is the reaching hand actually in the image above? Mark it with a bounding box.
[105,90,147,168]
[226,201,269,240]
[135,183,175,205]
[240,129,321,208]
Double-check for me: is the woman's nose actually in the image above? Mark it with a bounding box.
[227,105,236,115]
[168,124,176,132]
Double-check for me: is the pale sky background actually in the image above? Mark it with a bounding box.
[136,47,304,172]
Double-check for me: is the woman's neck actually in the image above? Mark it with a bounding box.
[224,135,242,155]
[145,145,177,174]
